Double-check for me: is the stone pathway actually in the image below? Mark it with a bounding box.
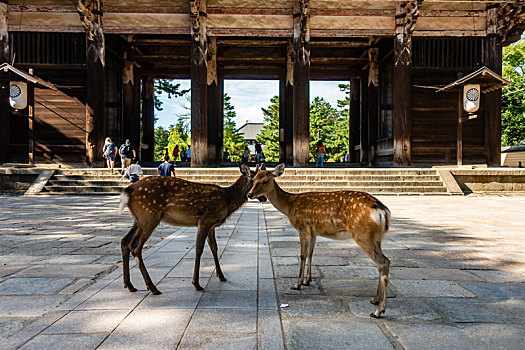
[0,194,524,349]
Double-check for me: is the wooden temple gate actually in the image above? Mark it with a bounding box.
[0,1,524,167]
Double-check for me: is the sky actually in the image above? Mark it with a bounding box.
[155,80,348,129]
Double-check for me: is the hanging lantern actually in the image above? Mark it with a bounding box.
[463,84,480,113]
[9,81,28,110]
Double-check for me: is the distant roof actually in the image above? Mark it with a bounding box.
[237,122,264,140]
[502,145,525,153]
[437,66,510,93]
[0,63,58,91]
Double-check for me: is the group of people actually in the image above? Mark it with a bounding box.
[169,145,191,163]
[241,142,266,169]
[103,137,137,174]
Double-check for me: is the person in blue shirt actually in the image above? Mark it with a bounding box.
[157,155,175,176]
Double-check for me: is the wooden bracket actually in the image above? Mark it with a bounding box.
[395,0,423,66]
[74,0,103,41]
[496,1,525,46]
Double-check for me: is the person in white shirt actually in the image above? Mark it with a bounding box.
[124,158,143,184]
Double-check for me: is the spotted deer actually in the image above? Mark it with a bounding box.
[247,164,391,318]
[119,164,264,294]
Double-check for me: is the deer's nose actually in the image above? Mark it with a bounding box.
[247,193,254,199]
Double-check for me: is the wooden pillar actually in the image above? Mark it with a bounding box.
[368,48,379,166]
[349,78,360,163]
[141,76,155,162]
[292,0,310,167]
[28,69,35,164]
[484,8,502,167]
[0,0,9,164]
[207,37,222,166]
[280,41,294,165]
[190,0,208,167]
[457,90,463,166]
[85,25,106,166]
[359,78,368,163]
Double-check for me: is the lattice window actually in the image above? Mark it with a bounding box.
[412,38,483,68]
[9,32,86,65]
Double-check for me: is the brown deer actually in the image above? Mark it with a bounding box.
[119,164,264,294]
[247,164,391,318]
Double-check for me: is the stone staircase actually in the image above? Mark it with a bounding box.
[40,168,451,195]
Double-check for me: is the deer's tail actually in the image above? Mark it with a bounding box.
[119,187,134,213]
[371,200,391,237]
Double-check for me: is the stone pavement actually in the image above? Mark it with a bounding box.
[0,194,524,349]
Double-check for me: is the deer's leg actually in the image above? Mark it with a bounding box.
[207,228,226,282]
[131,218,161,295]
[292,232,310,290]
[121,221,139,292]
[304,234,317,286]
[354,235,390,318]
[192,224,211,291]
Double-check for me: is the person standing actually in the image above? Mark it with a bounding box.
[243,146,250,165]
[103,137,118,173]
[316,140,325,167]
[255,141,262,164]
[186,145,191,162]
[343,151,349,163]
[224,149,230,161]
[157,155,175,176]
[172,145,180,162]
[119,139,136,173]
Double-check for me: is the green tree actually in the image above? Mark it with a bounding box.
[337,83,350,118]
[154,126,171,160]
[502,37,525,146]
[310,97,348,162]
[256,96,280,162]
[223,94,246,162]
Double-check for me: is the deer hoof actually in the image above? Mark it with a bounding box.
[219,276,227,282]
[126,286,138,292]
[370,299,379,305]
[151,289,162,295]
[370,310,385,319]
[303,279,311,286]
[291,285,302,290]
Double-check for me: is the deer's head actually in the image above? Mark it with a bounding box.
[240,163,267,202]
[247,163,285,199]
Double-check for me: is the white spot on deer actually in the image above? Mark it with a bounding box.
[139,187,142,190]
[153,199,156,204]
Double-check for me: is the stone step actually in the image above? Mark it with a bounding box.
[47,179,444,188]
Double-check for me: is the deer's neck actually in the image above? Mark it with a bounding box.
[225,175,250,215]
[266,181,294,216]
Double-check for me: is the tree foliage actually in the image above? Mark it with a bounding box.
[223,94,246,161]
[256,96,280,161]
[502,37,525,146]
[154,126,171,161]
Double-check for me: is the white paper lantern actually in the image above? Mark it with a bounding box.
[463,84,480,113]
[9,81,28,110]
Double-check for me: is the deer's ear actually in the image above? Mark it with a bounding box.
[240,164,251,177]
[273,163,285,177]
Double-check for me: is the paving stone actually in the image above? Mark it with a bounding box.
[428,298,525,323]
[0,295,68,317]
[77,290,147,310]
[280,296,348,318]
[282,319,393,350]
[258,309,285,350]
[0,317,31,338]
[461,282,525,298]
[258,278,278,310]
[179,332,257,350]
[58,279,94,295]
[392,280,476,297]
[98,309,193,350]
[468,270,525,283]
[19,333,107,350]
[274,265,321,278]
[277,278,321,295]
[319,266,378,279]
[0,265,29,278]
[186,309,257,333]
[0,277,74,295]
[349,298,441,320]
[390,267,483,281]
[272,257,299,266]
[137,287,202,309]
[321,279,397,298]
[166,258,216,278]
[12,264,114,278]
[199,290,257,309]
[385,322,525,350]
[40,255,102,265]
[44,310,129,334]
[206,267,257,291]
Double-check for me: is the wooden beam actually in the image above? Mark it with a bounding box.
[457,90,463,166]
[292,0,310,167]
[368,48,379,165]
[141,76,155,162]
[190,0,208,167]
[359,77,368,164]
[28,72,35,164]
[0,0,9,164]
